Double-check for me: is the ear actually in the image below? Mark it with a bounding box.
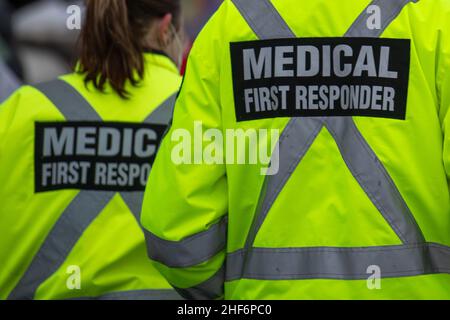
[158,13,173,47]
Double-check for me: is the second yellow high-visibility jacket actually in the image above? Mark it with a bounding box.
[141,0,450,299]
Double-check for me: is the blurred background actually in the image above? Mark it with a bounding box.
[0,0,222,87]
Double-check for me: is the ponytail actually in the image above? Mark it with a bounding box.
[78,0,180,99]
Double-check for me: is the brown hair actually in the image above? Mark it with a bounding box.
[78,0,181,98]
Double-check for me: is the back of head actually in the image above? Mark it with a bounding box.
[78,0,181,99]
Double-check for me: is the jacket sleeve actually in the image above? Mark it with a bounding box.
[140,6,228,300]
[439,13,450,182]
[443,86,450,181]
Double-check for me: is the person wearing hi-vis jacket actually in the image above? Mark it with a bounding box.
[0,0,184,300]
[141,0,450,300]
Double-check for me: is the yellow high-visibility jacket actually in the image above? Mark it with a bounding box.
[0,52,182,300]
[141,0,450,299]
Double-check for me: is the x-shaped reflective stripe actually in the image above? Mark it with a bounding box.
[231,0,425,266]
[8,79,176,300]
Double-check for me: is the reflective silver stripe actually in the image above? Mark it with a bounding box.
[325,118,424,243]
[144,217,228,268]
[144,93,177,124]
[8,191,114,300]
[34,79,101,121]
[231,0,295,40]
[73,289,183,300]
[174,266,225,300]
[244,118,323,249]
[121,191,145,220]
[345,0,419,38]
[227,243,450,281]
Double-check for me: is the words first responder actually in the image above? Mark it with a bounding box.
[244,84,396,113]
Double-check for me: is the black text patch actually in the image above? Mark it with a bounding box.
[35,122,166,192]
[230,37,411,122]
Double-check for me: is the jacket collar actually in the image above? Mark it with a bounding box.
[144,49,179,75]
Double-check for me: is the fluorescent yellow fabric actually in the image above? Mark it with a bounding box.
[226,274,450,300]
[141,0,450,299]
[0,52,181,299]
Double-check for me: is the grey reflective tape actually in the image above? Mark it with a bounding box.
[244,118,323,249]
[325,118,424,244]
[231,0,295,40]
[121,191,145,220]
[8,191,114,300]
[73,289,183,300]
[144,217,228,268]
[227,243,450,281]
[345,0,419,38]
[33,79,101,121]
[144,93,178,125]
[175,266,225,300]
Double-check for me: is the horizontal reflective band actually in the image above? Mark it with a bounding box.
[231,0,295,40]
[226,243,450,281]
[175,266,225,300]
[73,289,183,300]
[345,0,419,38]
[144,217,228,268]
